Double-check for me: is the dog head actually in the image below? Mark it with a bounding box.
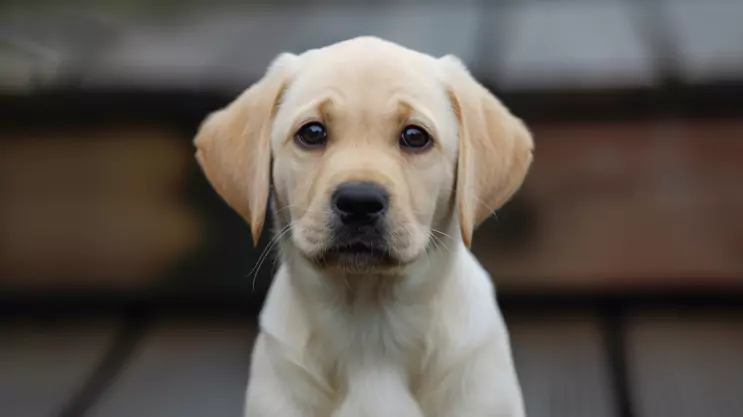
[195,37,533,273]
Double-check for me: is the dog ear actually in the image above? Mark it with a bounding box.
[441,55,534,248]
[194,53,298,246]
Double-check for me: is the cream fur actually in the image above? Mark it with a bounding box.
[194,36,533,417]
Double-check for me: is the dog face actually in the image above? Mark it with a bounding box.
[269,42,461,272]
[195,37,533,273]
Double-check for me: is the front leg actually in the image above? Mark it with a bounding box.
[419,340,526,417]
[245,334,333,417]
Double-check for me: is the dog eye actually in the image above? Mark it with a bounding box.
[400,125,432,151]
[294,122,328,148]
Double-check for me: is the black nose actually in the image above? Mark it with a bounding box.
[332,182,389,224]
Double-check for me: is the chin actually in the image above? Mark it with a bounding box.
[311,242,405,273]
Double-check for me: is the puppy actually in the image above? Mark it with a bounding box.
[195,37,533,417]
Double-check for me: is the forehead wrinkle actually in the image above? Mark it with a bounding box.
[273,94,339,148]
[317,97,335,122]
[394,98,440,136]
[285,72,346,113]
[396,101,414,123]
[288,95,338,126]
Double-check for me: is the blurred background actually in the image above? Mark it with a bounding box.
[2,1,743,416]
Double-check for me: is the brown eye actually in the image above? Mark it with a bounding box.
[400,125,432,151]
[294,122,328,148]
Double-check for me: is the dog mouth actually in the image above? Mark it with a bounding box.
[315,240,398,270]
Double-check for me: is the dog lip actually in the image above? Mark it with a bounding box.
[330,242,385,254]
[314,239,398,268]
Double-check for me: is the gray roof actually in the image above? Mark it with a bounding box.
[2,0,741,93]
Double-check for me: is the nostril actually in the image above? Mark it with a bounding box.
[332,182,389,220]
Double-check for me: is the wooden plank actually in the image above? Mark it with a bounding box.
[477,121,743,290]
[508,313,617,417]
[0,130,201,290]
[89,319,256,417]
[0,319,119,417]
[626,310,743,417]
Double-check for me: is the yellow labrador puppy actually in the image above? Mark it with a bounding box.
[195,37,533,417]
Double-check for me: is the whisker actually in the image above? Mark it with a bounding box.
[474,196,499,221]
[274,203,297,215]
[430,228,455,240]
[271,235,292,276]
[248,222,294,291]
[428,230,451,254]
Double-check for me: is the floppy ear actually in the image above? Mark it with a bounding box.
[441,56,534,248]
[194,53,298,246]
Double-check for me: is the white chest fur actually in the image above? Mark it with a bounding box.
[249,244,524,417]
